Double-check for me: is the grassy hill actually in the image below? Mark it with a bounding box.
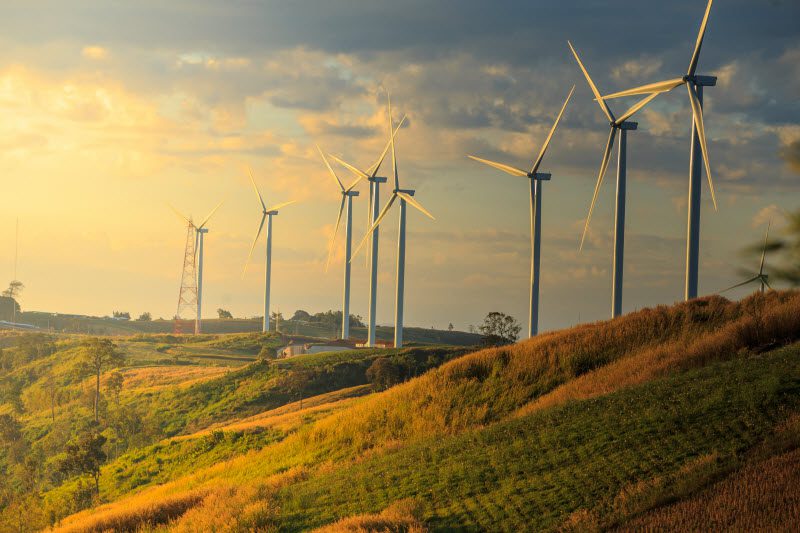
[2,292,799,531]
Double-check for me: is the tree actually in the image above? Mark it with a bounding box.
[448,323,454,332]
[291,309,311,321]
[136,312,152,321]
[479,312,521,346]
[2,280,24,299]
[217,308,233,319]
[747,209,800,285]
[105,371,124,406]
[271,311,284,332]
[75,338,125,423]
[366,357,402,391]
[112,311,130,319]
[284,369,313,409]
[59,431,107,496]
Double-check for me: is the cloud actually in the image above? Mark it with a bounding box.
[82,45,108,60]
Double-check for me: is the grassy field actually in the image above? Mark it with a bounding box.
[34,291,800,532]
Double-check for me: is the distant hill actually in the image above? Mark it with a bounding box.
[16,311,482,346]
[2,291,799,531]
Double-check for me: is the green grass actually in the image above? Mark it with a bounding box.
[274,344,800,531]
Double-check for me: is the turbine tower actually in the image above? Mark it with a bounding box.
[172,202,223,334]
[468,85,575,337]
[328,113,406,347]
[351,95,435,348]
[600,0,718,301]
[568,41,661,319]
[317,145,364,340]
[722,222,773,294]
[243,168,296,333]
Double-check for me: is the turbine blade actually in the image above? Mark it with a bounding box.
[242,213,267,277]
[602,78,684,100]
[467,155,528,177]
[763,277,774,291]
[352,195,397,260]
[326,196,346,273]
[580,127,617,251]
[329,154,370,180]
[317,145,344,191]
[247,167,267,211]
[370,114,407,179]
[759,220,771,275]
[168,204,193,227]
[686,82,717,210]
[388,93,399,191]
[568,41,614,123]
[199,200,224,229]
[398,192,435,220]
[720,276,761,293]
[688,0,714,76]
[615,92,660,125]
[265,200,297,213]
[531,85,575,175]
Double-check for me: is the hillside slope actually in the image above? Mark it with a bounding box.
[49,291,800,532]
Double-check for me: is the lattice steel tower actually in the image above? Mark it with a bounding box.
[175,222,199,334]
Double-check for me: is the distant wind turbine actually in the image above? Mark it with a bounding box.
[568,41,661,319]
[600,0,718,301]
[317,145,364,340]
[328,112,407,347]
[243,168,296,333]
[171,201,224,334]
[722,222,773,294]
[350,95,435,348]
[468,85,575,337]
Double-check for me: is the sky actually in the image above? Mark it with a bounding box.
[0,0,798,332]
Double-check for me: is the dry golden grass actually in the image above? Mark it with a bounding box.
[518,291,800,417]
[312,499,427,533]
[618,448,800,531]
[178,385,371,440]
[53,490,207,533]
[120,366,229,392]
[167,468,306,532]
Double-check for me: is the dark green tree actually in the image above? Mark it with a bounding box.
[59,431,107,496]
[217,308,233,319]
[366,357,402,391]
[479,312,521,346]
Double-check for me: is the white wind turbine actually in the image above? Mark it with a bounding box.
[350,95,435,348]
[171,201,224,333]
[242,169,296,333]
[568,41,662,319]
[722,222,773,294]
[599,0,719,301]
[317,145,365,340]
[468,85,575,338]
[328,113,407,347]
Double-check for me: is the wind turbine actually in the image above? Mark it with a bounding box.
[599,0,718,301]
[722,222,773,294]
[243,169,296,333]
[328,112,407,347]
[568,41,661,319]
[171,201,224,334]
[468,85,575,338]
[350,95,435,348]
[317,145,364,340]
